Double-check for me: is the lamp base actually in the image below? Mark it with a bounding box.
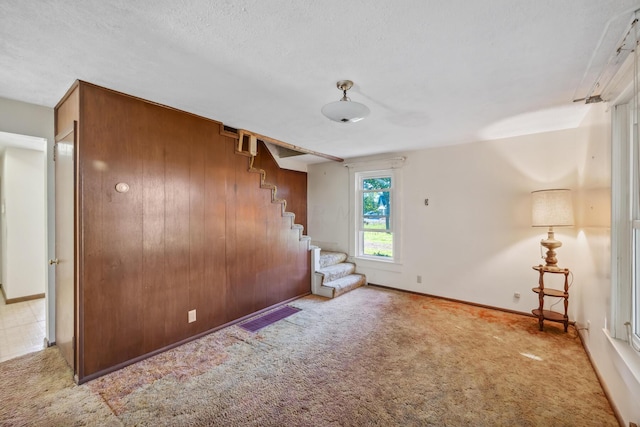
[540,228,562,268]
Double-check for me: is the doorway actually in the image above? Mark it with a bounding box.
[0,131,47,362]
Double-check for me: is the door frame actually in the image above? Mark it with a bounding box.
[0,131,50,345]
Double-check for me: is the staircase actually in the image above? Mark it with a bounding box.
[231,129,362,298]
[311,248,366,298]
[247,157,310,246]
[233,131,311,248]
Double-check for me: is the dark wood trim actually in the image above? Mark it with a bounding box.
[224,124,342,163]
[576,330,625,427]
[55,126,74,142]
[54,80,80,111]
[3,292,45,304]
[77,292,310,384]
[73,118,82,381]
[368,283,552,321]
[238,129,344,163]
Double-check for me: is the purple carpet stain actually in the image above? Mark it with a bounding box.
[239,306,301,333]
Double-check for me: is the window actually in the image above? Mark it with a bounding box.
[352,168,401,261]
[612,95,640,352]
[359,173,393,258]
[611,12,640,353]
[347,157,404,264]
[631,105,640,350]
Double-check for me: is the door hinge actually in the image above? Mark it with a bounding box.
[53,143,57,162]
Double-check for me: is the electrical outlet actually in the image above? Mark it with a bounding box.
[188,309,196,323]
[514,292,521,298]
[417,275,422,284]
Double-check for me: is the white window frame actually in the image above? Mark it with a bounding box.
[612,99,640,352]
[356,170,395,260]
[347,157,404,264]
[632,102,640,351]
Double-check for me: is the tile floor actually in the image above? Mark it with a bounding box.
[0,297,46,363]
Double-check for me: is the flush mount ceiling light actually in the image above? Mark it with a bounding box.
[321,80,370,123]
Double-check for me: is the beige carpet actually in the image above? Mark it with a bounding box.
[0,286,617,426]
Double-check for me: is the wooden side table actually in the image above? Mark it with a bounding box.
[531,265,570,332]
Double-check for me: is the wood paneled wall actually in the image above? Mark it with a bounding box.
[60,82,310,382]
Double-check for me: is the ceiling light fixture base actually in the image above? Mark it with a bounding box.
[336,80,354,91]
[321,79,370,123]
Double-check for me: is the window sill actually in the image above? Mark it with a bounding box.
[604,328,640,391]
[351,256,403,273]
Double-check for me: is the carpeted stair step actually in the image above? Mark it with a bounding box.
[318,262,356,283]
[323,274,366,298]
[319,250,348,268]
[312,249,367,299]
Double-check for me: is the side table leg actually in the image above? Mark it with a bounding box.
[563,273,569,333]
[537,268,545,331]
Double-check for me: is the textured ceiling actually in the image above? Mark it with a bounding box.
[1,1,638,163]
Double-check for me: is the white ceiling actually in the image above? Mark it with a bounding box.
[0,1,638,163]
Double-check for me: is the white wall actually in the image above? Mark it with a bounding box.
[308,103,638,424]
[0,153,4,291]
[0,154,3,282]
[309,123,604,314]
[0,97,54,342]
[1,147,46,299]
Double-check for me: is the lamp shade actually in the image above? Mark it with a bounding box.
[321,99,370,123]
[531,189,574,227]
